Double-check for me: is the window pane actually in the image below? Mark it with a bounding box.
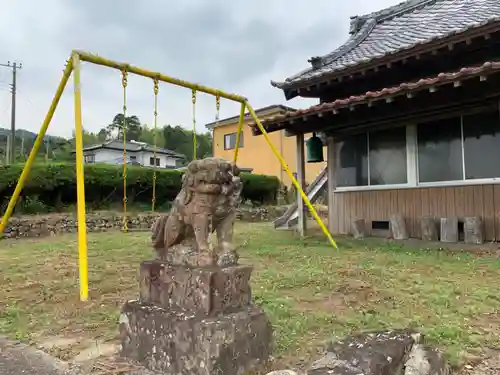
[417,117,463,183]
[369,127,407,185]
[224,133,238,150]
[238,132,244,147]
[463,109,500,179]
[336,133,368,187]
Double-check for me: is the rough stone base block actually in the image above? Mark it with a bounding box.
[139,260,252,316]
[351,218,367,239]
[120,300,272,375]
[420,216,438,241]
[440,217,458,243]
[464,216,484,245]
[390,214,408,240]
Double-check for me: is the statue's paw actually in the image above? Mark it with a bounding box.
[195,251,217,267]
[217,251,239,267]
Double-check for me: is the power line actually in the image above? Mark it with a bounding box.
[0,61,22,163]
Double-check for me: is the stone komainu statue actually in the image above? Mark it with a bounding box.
[151,157,243,267]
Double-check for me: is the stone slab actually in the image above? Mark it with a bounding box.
[119,300,272,375]
[308,330,450,375]
[139,260,253,316]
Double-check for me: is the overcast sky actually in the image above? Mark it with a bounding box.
[0,0,400,138]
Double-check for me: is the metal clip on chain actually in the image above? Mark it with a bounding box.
[215,94,221,122]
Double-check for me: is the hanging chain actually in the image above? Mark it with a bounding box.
[192,89,197,160]
[215,94,221,123]
[152,78,159,212]
[121,69,129,232]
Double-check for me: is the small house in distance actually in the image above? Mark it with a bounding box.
[81,140,185,168]
[257,0,500,242]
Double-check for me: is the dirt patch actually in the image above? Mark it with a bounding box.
[292,280,392,314]
[457,349,500,375]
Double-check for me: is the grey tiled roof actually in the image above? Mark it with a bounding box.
[82,140,185,158]
[273,0,500,89]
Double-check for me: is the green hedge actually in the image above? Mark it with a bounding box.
[0,163,280,213]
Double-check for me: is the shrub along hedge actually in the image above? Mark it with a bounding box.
[0,163,280,213]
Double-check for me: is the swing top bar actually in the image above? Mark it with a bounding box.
[72,50,247,104]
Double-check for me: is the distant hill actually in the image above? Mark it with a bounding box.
[0,127,67,142]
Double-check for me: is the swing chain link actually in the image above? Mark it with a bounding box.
[192,89,197,159]
[153,78,159,96]
[215,94,220,122]
[151,78,159,211]
[121,69,128,89]
[121,69,129,232]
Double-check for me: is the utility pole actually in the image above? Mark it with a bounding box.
[0,61,22,163]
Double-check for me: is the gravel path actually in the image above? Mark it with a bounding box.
[0,337,77,375]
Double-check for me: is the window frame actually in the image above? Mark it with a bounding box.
[335,106,500,193]
[335,126,412,191]
[84,153,95,164]
[223,132,244,150]
[149,156,160,166]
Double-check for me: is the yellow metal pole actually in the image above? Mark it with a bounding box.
[72,53,89,302]
[0,59,74,234]
[74,50,246,104]
[245,102,338,249]
[233,102,246,164]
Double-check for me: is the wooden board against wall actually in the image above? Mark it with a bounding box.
[330,184,500,241]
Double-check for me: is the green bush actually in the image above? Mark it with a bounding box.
[0,162,279,214]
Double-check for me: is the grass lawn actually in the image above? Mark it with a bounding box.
[1,222,500,369]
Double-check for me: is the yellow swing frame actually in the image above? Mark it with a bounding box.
[0,50,337,302]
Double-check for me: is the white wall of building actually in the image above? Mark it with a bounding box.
[83,148,179,168]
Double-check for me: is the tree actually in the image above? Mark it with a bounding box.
[97,128,108,141]
[139,124,165,148]
[162,125,212,161]
[70,129,101,146]
[106,113,142,141]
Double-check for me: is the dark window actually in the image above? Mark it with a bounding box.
[369,127,407,185]
[224,132,244,150]
[336,133,368,187]
[463,109,500,180]
[84,154,95,163]
[130,155,137,161]
[336,128,407,187]
[149,157,160,166]
[417,117,463,183]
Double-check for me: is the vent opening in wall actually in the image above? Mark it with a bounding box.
[372,220,390,230]
[371,220,390,237]
[458,220,464,242]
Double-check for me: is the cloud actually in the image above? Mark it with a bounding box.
[0,0,400,138]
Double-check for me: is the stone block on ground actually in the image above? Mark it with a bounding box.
[440,217,458,243]
[464,216,484,245]
[307,329,450,375]
[139,260,252,316]
[420,216,438,241]
[351,218,367,239]
[390,214,409,240]
[119,300,272,375]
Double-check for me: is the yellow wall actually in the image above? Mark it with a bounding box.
[212,115,326,187]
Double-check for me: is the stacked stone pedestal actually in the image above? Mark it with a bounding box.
[119,260,272,375]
